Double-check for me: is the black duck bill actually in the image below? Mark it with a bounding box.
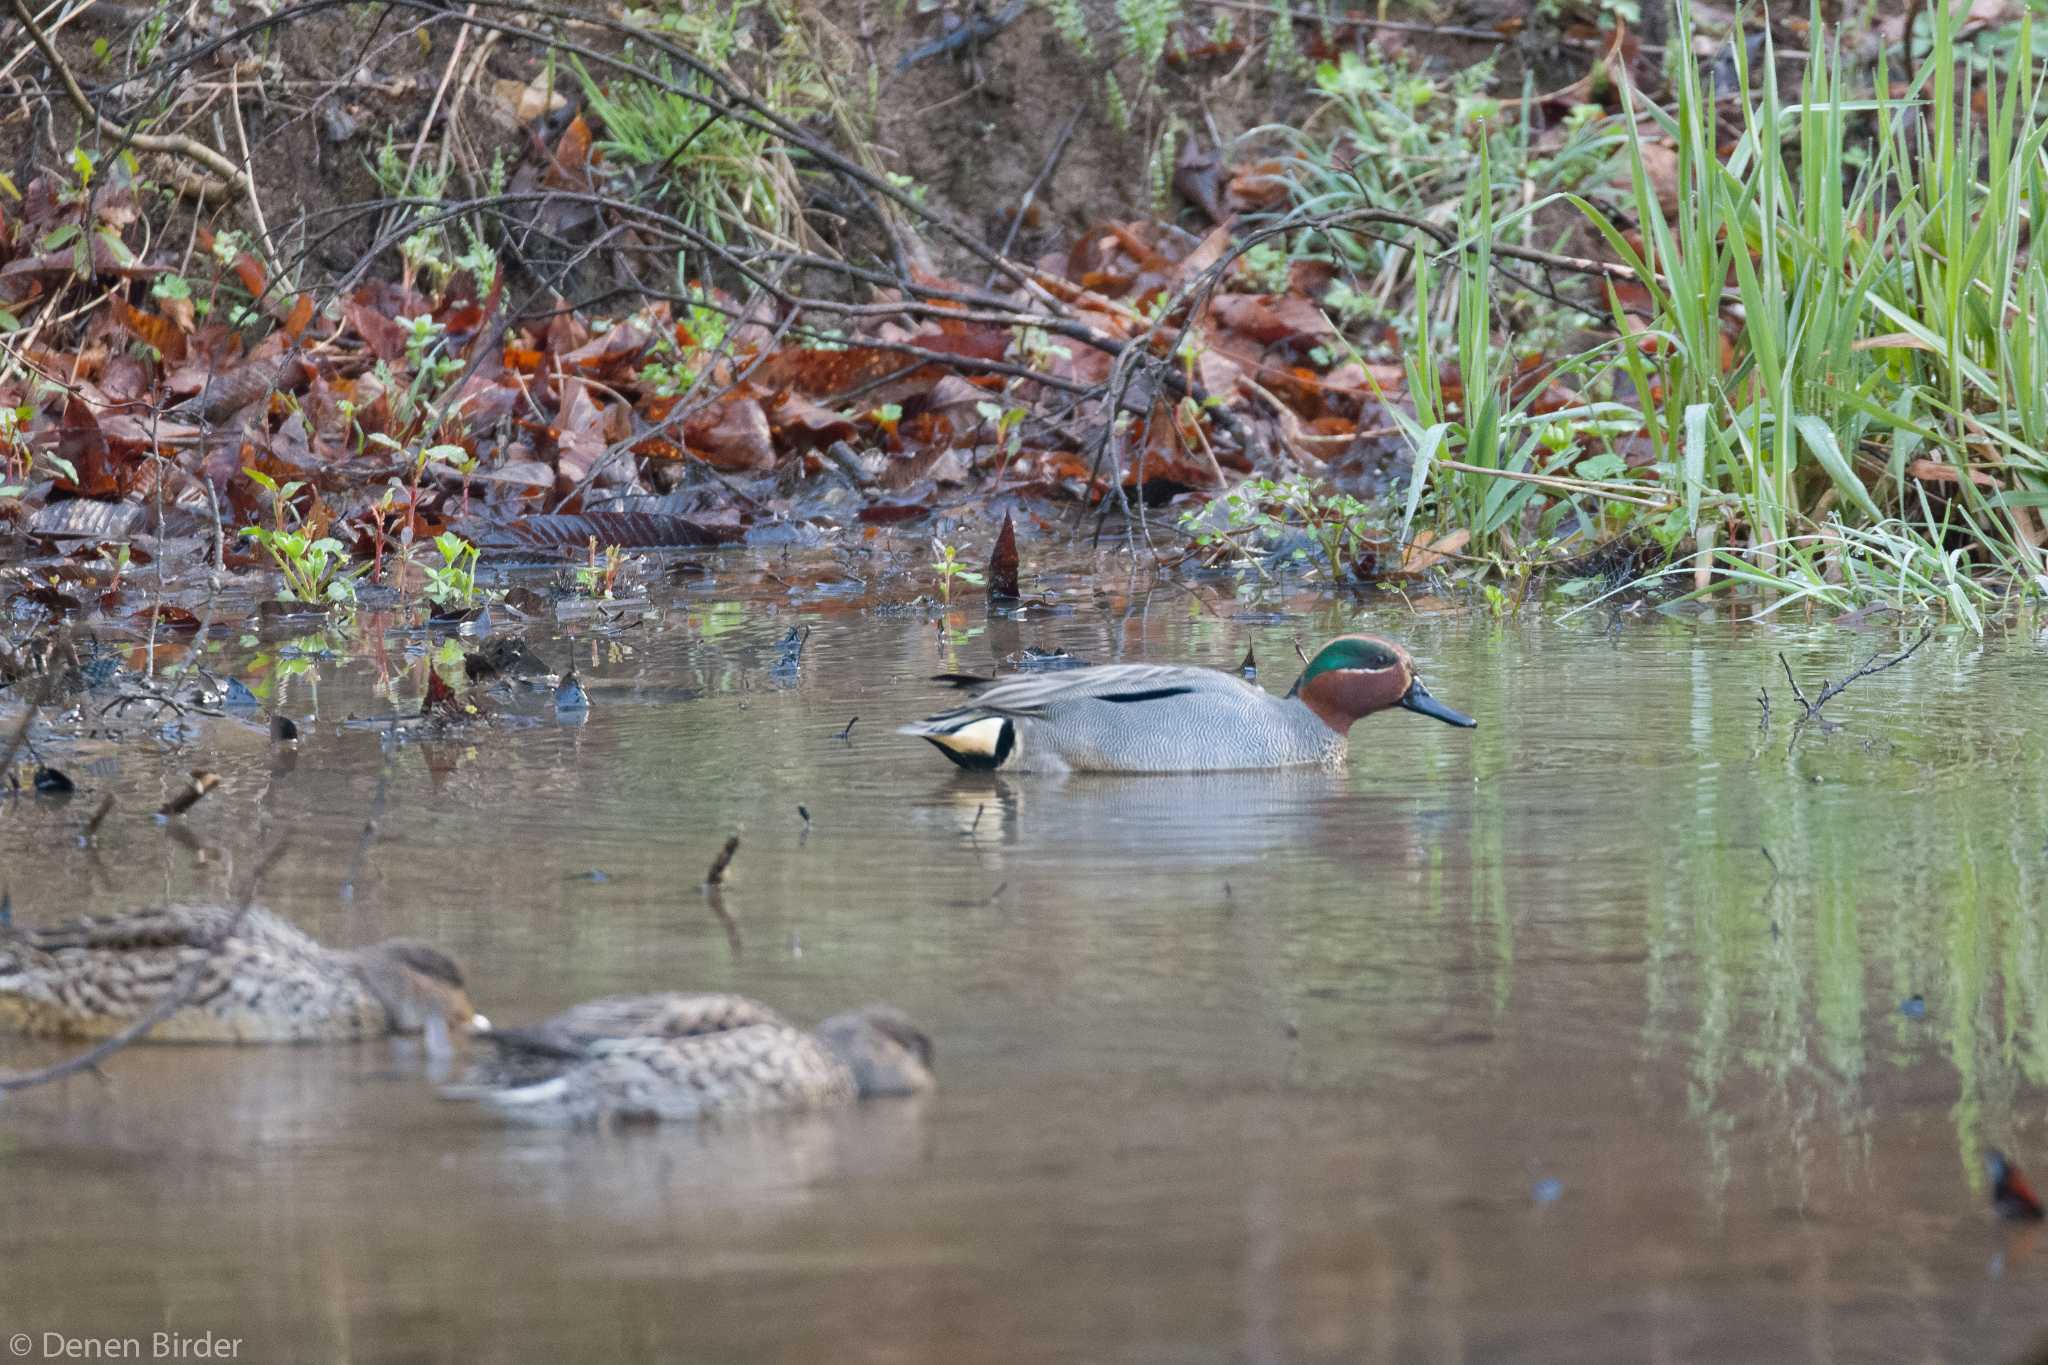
[1395,677,1476,728]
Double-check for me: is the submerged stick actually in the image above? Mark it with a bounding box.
[156,770,221,818]
[1778,628,1934,724]
[700,830,744,955]
[705,832,741,886]
[703,885,743,958]
[81,795,115,842]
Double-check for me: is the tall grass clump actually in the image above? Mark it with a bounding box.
[1342,1,2048,624]
[574,2,829,251]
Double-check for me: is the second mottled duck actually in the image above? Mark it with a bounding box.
[443,992,934,1125]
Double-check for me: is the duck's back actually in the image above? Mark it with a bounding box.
[477,1023,857,1124]
[1028,680,1339,771]
[0,905,391,1043]
[463,992,790,1088]
[917,664,1339,772]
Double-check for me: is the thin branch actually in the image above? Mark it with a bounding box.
[1778,628,1934,723]
[7,0,257,209]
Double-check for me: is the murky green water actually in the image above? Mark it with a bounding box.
[4,554,2048,1362]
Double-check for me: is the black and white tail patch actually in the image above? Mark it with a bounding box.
[920,716,1016,771]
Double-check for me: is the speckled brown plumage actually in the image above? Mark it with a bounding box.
[446,993,934,1125]
[0,903,486,1043]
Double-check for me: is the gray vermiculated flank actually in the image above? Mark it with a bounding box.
[900,663,1344,772]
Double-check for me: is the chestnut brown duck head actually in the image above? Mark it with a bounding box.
[1285,635,1476,736]
[899,633,1474,774]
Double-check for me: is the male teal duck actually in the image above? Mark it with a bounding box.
[0,903,488,1043]
[898,633,1475,774]
[443,992,934,1125]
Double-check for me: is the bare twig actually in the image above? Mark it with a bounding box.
[703,884,742,957]
[7,0,257,212]
[1777,652,1814,714]
[984,103,1082,289]
[1777,629,1934,724]
[224,64,283,280]
[156,770,221,818]
[81,793,114,841]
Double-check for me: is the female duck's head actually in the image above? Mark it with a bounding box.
[816,1005,936,1098]
[352,939,491,1035]
[1288,635,1476,736]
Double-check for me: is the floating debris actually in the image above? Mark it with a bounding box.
[81,795,115,841]
[465,637,553,683]
[32,766,75,796]
[555,671,591,714]
[1005,646,1089,672]
[156,770,220,819]
[421,670,485,721]
[1240,643,1257,679]
[1989,1150,2046,1221]
[271,714,300,743]
[1900,994,1927,1020]
[221,676,263,710]
[770,625,810,679]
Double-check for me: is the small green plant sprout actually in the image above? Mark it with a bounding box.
[424,441,482,515]
[975,400,1027,479]
[398,315,464,393]
[931,538,985,606]
[241,468,364,607]
[422,531,490,613]
[1179,475,1380,582]
[0,403,36,496]
[574,536,625,599]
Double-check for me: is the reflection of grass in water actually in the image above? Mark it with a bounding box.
[1549,668,2048,1209]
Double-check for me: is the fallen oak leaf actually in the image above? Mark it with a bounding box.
[109,297,188,363]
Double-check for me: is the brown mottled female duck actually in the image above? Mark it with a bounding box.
[899,633,1476,773]
[0,903,488,1043]
[443,992,934,1125]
